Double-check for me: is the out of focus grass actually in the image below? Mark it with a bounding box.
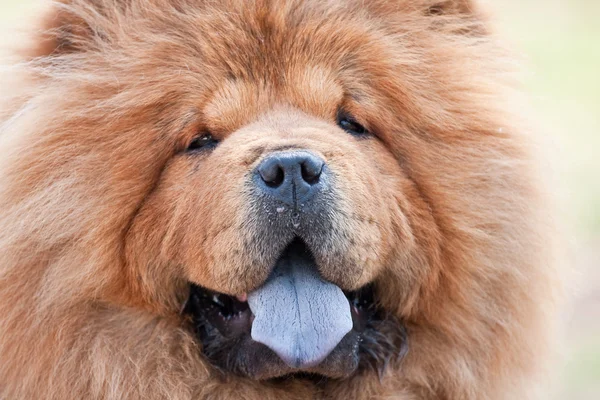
[0,0,37,23]
[1,0,599,398]
[492,4,600,396]
[494,0,600,236]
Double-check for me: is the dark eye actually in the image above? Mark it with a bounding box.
[187,133,218,152]
[337,113,370,137]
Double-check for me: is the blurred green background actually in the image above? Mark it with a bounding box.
[1,0,598,398]
[492,1,600,399]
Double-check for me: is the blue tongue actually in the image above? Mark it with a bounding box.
[248,246,353,369]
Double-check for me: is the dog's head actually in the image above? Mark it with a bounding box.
[116,1,447,379]
[121,13,425,379]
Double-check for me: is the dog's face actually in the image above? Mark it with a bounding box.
[118,0,443,380]
[123,5,422,379]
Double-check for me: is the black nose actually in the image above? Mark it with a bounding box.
[256,151,326,205]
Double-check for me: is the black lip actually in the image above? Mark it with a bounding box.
[184,288,252,338]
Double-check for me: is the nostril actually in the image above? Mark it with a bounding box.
[259,162,285,188]
[301,160,323,185]
[266,167,284,188]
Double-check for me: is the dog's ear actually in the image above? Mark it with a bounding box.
[419,0,488,35]
[373,0,488,35]
[422,0,479,16]
[27,0,124,58]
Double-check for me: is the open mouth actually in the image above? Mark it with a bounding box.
[183,239,408,380]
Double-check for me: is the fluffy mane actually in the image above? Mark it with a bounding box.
[0,1,559,399]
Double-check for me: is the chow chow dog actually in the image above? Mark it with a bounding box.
[0,0,558,399]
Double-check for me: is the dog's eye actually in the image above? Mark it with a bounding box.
[187,133,218,152]
[337,113,369,137]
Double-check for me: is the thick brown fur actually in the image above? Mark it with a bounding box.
[0,0,558,399]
